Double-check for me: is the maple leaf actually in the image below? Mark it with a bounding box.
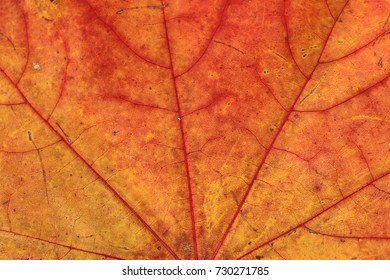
[0,0,389,259]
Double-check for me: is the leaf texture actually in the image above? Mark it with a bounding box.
[0,0,389,259]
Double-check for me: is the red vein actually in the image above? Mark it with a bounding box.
[295,75,389,113]
[351,140,373,179]
[175,0,230,78]
[82,0,170,69]
[282,0,308,79]
[0,140,61,154]
[303,225,390,241]
[0,102,25,106]
[210,0,351,259]
[325,0,335,20]
[320,28,390,64]
[273,147,318,163]
[181,100,217,117]
[373,185,390,196]
[0,228,123,259]
[254,67,288,111]
[160,0,198,259]
[213,40,244,54]
[0,67,179,260]
[0,32,16,51]
[237,170,390,259]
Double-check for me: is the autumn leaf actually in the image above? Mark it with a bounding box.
[0,0,389,260]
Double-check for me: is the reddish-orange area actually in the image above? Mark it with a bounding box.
[0,0,389,259]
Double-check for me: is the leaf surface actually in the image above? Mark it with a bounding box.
[0,0,389,259]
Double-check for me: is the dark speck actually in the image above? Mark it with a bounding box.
[378,57,383,67]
